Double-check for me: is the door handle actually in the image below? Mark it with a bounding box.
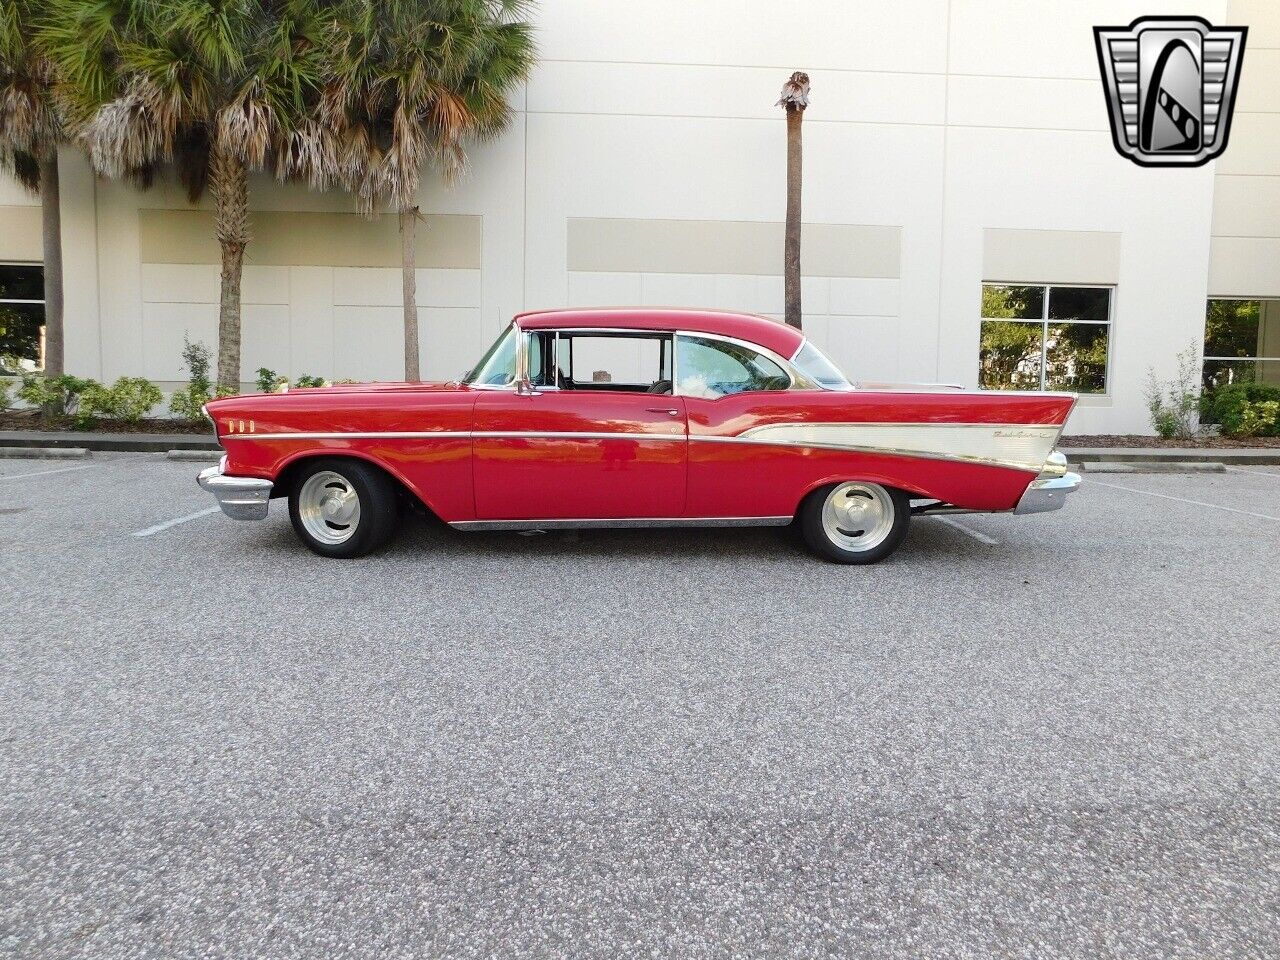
[646,407,680,416]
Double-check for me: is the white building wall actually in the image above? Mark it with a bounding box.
[9,0,1279,434]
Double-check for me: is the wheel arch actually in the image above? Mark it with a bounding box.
[271,450,442,520]
[791,471,930,517]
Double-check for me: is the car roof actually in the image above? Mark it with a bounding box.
[514,308,805,359]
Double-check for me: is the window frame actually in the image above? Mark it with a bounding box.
[674,331,799,399]
[511,325,810,398]
[1202,296,1280,388]
[978,281,1115,396]
[0,261,46,372]
[535,328,674,392]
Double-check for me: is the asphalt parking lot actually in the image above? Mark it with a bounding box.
[2,453,1278,959]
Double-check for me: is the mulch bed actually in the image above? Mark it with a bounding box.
[1062,434,1280,448]
[0,411,209,435]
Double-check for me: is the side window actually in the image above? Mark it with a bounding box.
[555,333,673,392]
[676,335,791,398]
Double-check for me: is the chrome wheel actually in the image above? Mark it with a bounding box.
[297,470,361,545]
[820,482,895,552]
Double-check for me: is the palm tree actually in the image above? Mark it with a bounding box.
[328,0,533,381]
[0,0,65,377]
[43,0,335,392]
[777,71,809,330]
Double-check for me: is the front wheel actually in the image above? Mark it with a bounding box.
[799,481,910,564]
[288,458,398,558]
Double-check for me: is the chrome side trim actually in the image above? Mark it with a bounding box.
[474,431,683,441]
[196,457,274,521]
[222,431,474,440]
[450,516,792,531]
[220,422,1068,474]
[727,421,1061,474]
[688,434,1046,474]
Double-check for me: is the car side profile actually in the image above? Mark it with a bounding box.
[198,308,1080,563]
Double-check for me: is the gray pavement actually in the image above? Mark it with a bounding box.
[1,454,1278,958]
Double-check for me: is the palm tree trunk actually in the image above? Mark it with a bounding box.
[400,207,421,382]
[211,147,249,393]
[783,107,803,330]
[39,154,64,378]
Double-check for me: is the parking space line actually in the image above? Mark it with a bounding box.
[1088,478,1280,522]
[132,506,221,538]
[932,515,999,545]
[1225,465,1280,480]
[0,464,93,483]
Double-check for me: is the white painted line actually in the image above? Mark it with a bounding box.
[932,515,999,545]
[1225,465,1280,480]
[1087,478,1280,523]
[132,506,221,538]
[0,464,93,483]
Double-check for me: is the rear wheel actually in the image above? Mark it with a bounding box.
[799,481,910,564]
[288,458,398,558]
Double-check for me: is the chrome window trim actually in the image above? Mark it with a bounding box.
[790,338,856,392]
[672,330,811,396]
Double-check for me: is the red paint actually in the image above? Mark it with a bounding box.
[206,309,1076,522]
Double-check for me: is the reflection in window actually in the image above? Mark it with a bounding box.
[0,264,45,373]
[676,335,790,398]
[1203,299,1280,391]
[979,284,1112,393]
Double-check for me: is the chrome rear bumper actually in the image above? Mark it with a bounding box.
[1014,452,1081,514]
[197,457,273,520]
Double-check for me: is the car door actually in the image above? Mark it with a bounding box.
[677,333,805,518]
[471,329,687,520]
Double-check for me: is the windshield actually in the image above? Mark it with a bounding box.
[464,325,518,386]
[792,340,853,390]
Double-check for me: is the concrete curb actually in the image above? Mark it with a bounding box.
[0,430,220,454]
[166,449,223,462]
[1081,461,1226,474]
[0,446,89,459]
[1061,447,1280,465]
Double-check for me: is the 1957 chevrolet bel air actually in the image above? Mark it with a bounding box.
[198,308,1080,563]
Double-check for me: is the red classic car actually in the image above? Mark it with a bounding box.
[197,308,1080,563]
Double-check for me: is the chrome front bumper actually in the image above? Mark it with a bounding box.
[197,457,273,521]
[1014,451,1081,514]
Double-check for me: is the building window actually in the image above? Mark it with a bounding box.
[0,264,45,372]
[979,284,1112,393]
[1203,299,1280,391]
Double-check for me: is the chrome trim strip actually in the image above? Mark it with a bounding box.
[474,431,682,441]
[686,434,1047,474]
[222,431,473,440]
[450,516,792,531]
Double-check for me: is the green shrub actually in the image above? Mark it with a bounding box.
[255,367,287,393]
[294,374,327,388]
[0,378,12,411]
[1234,399,1280,438]
[1202,382,1280,437]
[17,373,97,421]
[80,377,163,425]
[1143,342,1200,440]
[170,337,224,422]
